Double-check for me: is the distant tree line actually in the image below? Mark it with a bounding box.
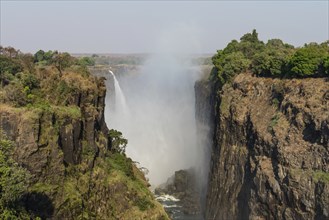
[33,50,95,74]
[210,30,329,84]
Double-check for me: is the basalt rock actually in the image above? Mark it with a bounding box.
[155,168,202,215]
[0,74,168,219]
[205,73,329,220]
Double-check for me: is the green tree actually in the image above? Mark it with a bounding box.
[44,50,55,62]
[267,39,294,50]
[21,72,40,90]
[252,40,295,77]
[222,40,239,55]
[288,43,328,77]
[239,29,265,59]
[323,55,329,75]
[78,57,95,67]
[109,129,128,154]
[2,47,19,58]
[211,30,262,83]
[0,56,23,75]
[0,56,23,87]
[34,50,45,63]
[51,52,74,76]
[34,50,55,65]
[240,29,259,44]
[221,52,250,82]
[20,54,35,73]
[210,31,328,83]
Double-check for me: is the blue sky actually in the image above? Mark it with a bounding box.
[1,1,328,53]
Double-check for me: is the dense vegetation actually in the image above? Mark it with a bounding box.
[0,46,96,107]
[210,30,329,84]
[0,46,166,219]
[0,138,32,219]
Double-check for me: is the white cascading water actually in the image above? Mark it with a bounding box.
[108,70,129,116]
[106,55,202,187]
[107,70,131,134]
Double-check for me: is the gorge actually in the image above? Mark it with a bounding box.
[203,73,329,219]
[1,30,329,220]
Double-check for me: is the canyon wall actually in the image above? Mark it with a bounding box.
[0,72,168,219]
[204,73,329,219]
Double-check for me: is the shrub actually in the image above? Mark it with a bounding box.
[21,72,39,90]
[0,138,31,218]
[134,197,154,211]
[0,56,23,76]
[109,153,134,179]
[4,83,27,106]
[268,114,280,133]
[78,57,95,67]
[109,129,128,154]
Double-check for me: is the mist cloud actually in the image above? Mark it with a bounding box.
[106,24,205,186]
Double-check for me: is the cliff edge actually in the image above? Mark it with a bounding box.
[0,49,168,219]
[205,73,329,219]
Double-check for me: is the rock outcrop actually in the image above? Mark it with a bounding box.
[0,71,168,219]
[204,73,329,219]
[155,168,201,216]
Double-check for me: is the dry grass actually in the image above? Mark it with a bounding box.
[62,71,97,91]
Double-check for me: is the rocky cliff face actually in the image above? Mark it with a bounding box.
[204,73,329,219]
[155,168,201,216]
[0,72,168,219]
[194,75,216,212]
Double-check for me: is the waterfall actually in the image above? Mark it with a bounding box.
[108,70,129,116]
[107,70,130,134]
[106,55,202,187]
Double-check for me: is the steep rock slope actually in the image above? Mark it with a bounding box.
[194,74,216,212]
[205,73,329,219]
[0,67,168,219]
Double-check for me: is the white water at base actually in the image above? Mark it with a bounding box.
[155,193,202,220]
[156,194,180,202]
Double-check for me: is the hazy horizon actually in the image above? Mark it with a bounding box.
[1,1,328,54]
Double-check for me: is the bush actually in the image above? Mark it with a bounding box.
[109,129,128,154]
[21,72,39,90]
[4,83,27,106]
[34,50,55,65]
[0,56,23,76]
[134,197,154,211]
[0,138,31,218]
[109,153,134,179]
[78,57,95,67]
